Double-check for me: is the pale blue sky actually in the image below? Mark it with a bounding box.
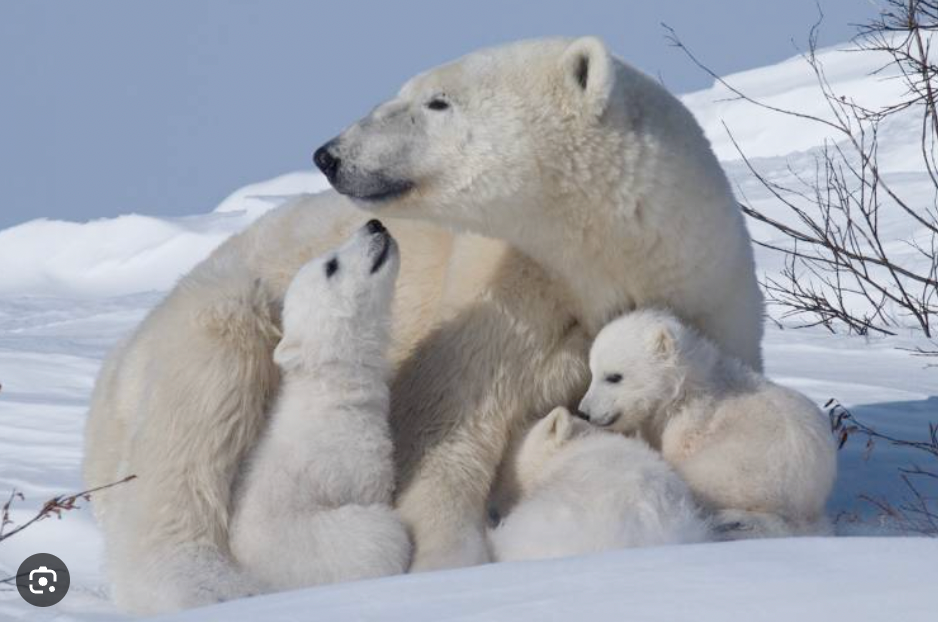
[0,1,876,229]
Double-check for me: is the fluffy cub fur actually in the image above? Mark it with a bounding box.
[230,221,410,590]
[489,406,708,562]
[579,309,837,537]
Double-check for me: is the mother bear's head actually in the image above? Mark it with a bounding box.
[310,36,756,355]
[313,36,636,240]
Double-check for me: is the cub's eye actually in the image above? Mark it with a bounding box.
[324,257,339,278]
[426,98,450,111]
[604,373,623,384]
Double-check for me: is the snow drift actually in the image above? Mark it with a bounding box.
[0,171,328,298]
[159,538,938,622]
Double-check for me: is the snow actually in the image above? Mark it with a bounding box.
[680,38,910,162]
[0,39,936,622]
[0,172,328,299]
[211,171,331,216]
[682,36,937,323]
[156,538,938,622]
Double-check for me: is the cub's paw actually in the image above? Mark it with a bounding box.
[409,525,490,573]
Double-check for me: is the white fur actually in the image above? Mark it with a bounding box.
[326,36,763,570]
[579,309,837,537]
[229,223,410,592]
[85,36,765,608]
[490,407,708,562]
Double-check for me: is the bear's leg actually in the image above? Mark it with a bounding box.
[82,338,133,524]
[110,537,259,614]
[699,281,765,372]
[103,275,280,612]
[391,254,590,571]
[394,415,504,571]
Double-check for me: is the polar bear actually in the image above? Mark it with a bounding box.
[85,36,763,610]
[489,407,708,562]
[314,36,763,569]
[230,220,410,591]
[578,309,837,537]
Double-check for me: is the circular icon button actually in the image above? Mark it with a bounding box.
[16,553,69,607]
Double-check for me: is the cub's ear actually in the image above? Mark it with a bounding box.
[544,406,576,443]
[560,36,615,118]
[654,324,677,357]
[273,337,303,370]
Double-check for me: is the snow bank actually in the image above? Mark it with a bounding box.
[0,171,327,298]
[212,170,330,216]
[681,38,910,162]
[0,213,245,298]
[680,35,936,330]
[156,538,936,622]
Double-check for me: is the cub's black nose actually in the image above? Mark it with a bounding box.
[313,144,340,182]
[366,219,386,235]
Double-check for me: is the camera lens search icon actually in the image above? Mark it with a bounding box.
[17,553,69,607]
[30,566,57,593]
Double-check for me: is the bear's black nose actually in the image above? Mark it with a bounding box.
[313,144,341,182]
[366,219,386,235]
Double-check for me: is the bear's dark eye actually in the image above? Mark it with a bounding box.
[605,373,623,384]
[426,98,450,111]
[324,257,339,278]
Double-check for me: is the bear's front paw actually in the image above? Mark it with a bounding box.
[408,526,490,573]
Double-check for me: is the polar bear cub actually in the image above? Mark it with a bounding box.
[230,219,410,591]
[489,406,708,562]
[579,309,837,537]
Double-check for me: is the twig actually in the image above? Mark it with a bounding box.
[0,475,137,544]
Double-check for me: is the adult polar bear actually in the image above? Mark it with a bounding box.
[84,36,762,612]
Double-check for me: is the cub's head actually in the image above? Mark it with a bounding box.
[513,406,592,492]
[274,219,399,370]
[578,309,690,433]
[313,37,625,239]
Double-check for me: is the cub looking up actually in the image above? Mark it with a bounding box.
[231,220,410,591]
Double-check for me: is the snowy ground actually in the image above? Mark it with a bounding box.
[1,40,936,621]
[158,538,936,622]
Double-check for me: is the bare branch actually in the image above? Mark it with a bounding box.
[0,475,137,544]
[666,10,938,341]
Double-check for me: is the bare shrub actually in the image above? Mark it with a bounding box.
[665,2,938,343]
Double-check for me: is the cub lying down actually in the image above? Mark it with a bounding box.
[489,406,709,562]
[579,309,837,537]
[230,220,411,591]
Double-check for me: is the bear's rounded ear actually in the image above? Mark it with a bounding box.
[545,406,575,443]
[273,338,303,370]
[561,36,615,118]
